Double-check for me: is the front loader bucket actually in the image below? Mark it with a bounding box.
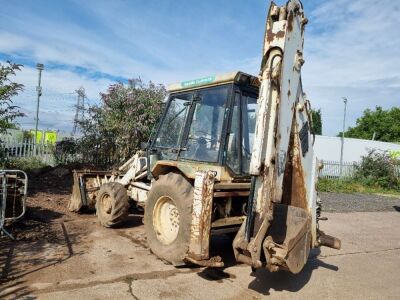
[69,172,86,212]
[68,170,115,213]
[263,204,311,274]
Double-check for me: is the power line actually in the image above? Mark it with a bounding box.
[11,84,103,133]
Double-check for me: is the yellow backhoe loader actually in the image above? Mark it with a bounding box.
[69,0,340,273]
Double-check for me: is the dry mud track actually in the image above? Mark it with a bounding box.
[0,189,400,299]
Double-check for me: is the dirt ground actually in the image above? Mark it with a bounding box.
[0,168,400,299]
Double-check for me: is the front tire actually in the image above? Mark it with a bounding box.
[144,173,193,265]
[96,182,129,227]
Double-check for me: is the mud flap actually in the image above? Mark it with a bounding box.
[263,204,311,274]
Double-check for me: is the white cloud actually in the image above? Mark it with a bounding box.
[1,0,399,136]
[300,0,400,135]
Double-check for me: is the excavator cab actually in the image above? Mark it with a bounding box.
[139,72,264,267]
[148,71,259,178]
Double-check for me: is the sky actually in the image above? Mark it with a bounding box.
[0,0,399,136]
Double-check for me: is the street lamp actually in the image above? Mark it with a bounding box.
[339,97,348,177]
[35,63,44,143]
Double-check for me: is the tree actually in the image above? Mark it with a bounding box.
[341,106,400,142]
[0,61,24,134]
[77,78,166,165]
[311,109,322,135]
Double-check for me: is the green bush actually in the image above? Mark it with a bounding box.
[77,78,166,167]
[53,138,79,165]
[318,150,400,195]
[1,157,47,171]
[354,149,399,190]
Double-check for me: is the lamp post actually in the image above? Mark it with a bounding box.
[34,63,44,143]
[339,97,348,177]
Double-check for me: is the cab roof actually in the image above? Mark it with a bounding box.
[167,71,260,93]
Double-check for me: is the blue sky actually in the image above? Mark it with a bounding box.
[1,0,399,136]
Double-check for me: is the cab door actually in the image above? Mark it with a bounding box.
[226,90,258,175]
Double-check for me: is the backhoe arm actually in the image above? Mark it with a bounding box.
[233,0,340,273]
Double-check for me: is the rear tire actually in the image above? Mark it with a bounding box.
[144,173,193,265]
[96,182,129,228]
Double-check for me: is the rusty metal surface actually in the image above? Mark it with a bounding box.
[213,191,249,197]
[316,230,341,250]
[151,160,237,182]
[188,170,215,261]
[185,256,224,268]
[232,0,340,275]
[281,125,308,210]
[68,170,115,212]
[213,182,251,190]
[211,216,245,228]
[70,153,149,212]
[235,0,308,265]
[263,204,311,273]
[65,0,341,277]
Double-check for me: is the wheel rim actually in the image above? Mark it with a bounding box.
[101,193,112,214]
[153,196,180,245]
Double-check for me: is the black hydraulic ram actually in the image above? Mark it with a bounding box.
[244,176,257,242]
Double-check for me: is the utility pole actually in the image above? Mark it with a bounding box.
[72,87,86,135]
[35,63,44,143]
[339,97,348,177]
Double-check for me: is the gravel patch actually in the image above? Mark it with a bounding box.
[320,192,400,213]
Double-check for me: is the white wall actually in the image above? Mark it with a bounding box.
[314,135,400,163]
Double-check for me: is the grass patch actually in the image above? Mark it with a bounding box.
[1,157,48,171]
[318,178,400,196]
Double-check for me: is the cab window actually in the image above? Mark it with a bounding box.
[181,85,229,162]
